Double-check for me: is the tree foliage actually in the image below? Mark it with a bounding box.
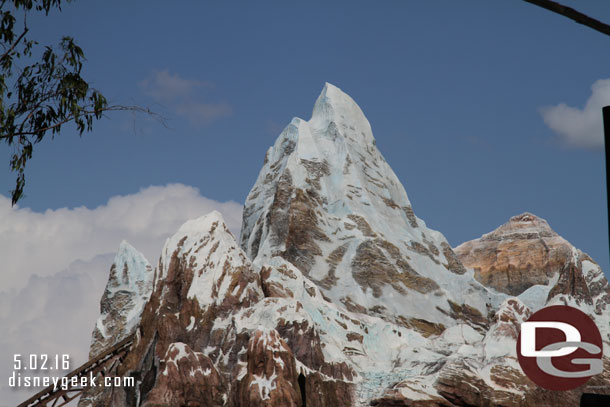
[1,0,152,205]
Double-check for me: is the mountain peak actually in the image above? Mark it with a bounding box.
[172,210,225,237]
[510,212,537,221]
[158,210,261,309]
[116,240,145,265]
[495,212,556,237]
[455,212,572,296]
[314,82,350,109]
[110,240,152,293]
[310,82,372,136]
[241,81,493,334]
[85,241,152,361]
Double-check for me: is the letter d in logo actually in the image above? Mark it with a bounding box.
[521,321,581,357]
[517,305,603,391]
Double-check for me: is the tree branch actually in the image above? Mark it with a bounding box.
[0,105,166,140]
[524,0,610,37]
[0,27,28,61]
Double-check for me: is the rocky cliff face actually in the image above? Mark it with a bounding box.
[83,211,355,406]
[454,213,573,296]
[454,211,610,347]
[81,84,610,406]
[422,213,610,407]
[88,241,154,357]
[240,83,489,333]
[79,241,153,406]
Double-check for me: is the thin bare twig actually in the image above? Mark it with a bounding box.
[0,105,167,140]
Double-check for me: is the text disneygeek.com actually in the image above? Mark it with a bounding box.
[9,354,134,390]
[9,371,135,390]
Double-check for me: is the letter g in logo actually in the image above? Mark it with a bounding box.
[517,305,603,391]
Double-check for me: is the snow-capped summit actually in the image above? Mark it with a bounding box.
[79,241,154,407]
[310,82,373,139]
[108,241,152,295]
[88,240,152,358]
[155,210,262,310]
[241,82,491,332]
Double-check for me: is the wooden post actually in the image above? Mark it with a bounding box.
[602,106,610,258]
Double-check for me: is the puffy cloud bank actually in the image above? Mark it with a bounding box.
[0,184,242,405]
[540,78,610,150]
[0,255,113,406]
[0,183,242,293]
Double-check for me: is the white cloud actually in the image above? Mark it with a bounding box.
[139,70,232,125]
[0,184,242,294]
[139,69,211,103]
[0,255,112,407]
[540,78,610,150]
[0,184,242,405]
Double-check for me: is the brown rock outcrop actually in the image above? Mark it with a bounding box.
[233,329,301,407]
[142,342,225,407]
[454,213,573,296]
[90,212,264,406]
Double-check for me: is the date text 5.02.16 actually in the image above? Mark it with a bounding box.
[13,354,70,371]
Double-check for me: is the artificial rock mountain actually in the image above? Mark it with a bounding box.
[79,83,610,407]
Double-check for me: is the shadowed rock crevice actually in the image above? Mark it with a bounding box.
[298,373,307,407]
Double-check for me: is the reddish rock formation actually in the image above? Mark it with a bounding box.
[454,213,573,296]
[233,329,301,407]
[142,342,225,407]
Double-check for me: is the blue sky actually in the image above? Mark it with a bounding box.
[2,0,609,272]
[2,1,610,403]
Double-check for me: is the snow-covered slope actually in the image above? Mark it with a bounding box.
[79,241,153,407]
[241,82,498,332]
[78,83,610,407]
[87,241,153,358]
